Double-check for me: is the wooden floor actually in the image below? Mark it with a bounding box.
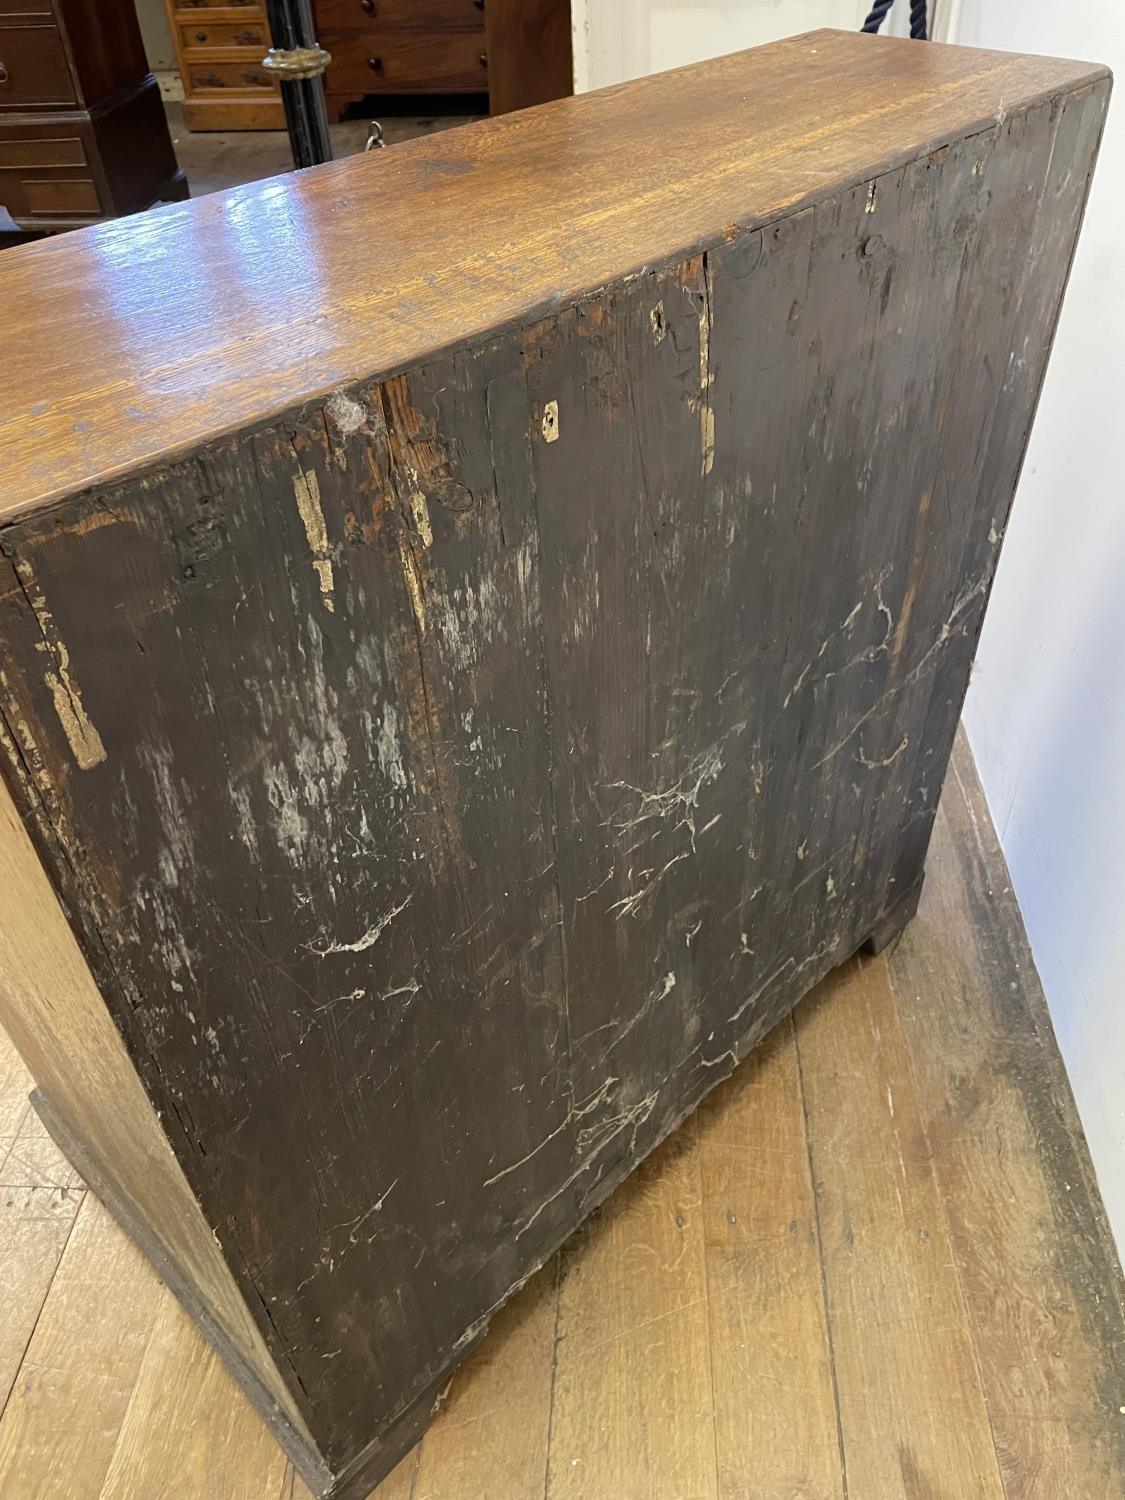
[1,730,1123,1498]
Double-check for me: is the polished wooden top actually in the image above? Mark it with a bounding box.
[0,29,1105,521]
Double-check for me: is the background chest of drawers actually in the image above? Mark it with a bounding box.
[165,0,283,131]
[316,0,488,120]
[0,0,184,230]
[167,0,488,133]
[167,0,571,132]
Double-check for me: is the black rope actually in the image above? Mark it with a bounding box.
[861,0,928,39]
[861,0,895,33]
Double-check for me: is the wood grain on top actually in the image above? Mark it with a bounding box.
[0,28,1106,520]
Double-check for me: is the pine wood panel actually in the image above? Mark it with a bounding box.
[0,740,1123,1496]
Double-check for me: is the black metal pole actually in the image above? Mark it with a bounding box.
[262,0,334,169]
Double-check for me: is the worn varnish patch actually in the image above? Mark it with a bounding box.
[292,469,336,613]
[9,558,106,771]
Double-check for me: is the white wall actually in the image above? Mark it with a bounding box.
[570,0,957,92]
[134,0,176,72]
[953,2,1125,1254]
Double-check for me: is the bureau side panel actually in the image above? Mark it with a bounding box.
[0,756,312,1446]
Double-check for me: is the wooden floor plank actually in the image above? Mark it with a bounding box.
[0,1182,82,1414]
[0,1106,84,1191]
[0,1025,32,1139]
[886,734,1125,1497]
[545,1122,719,1500]
[97,1288,291,1500]
[794,954,1007,1499]
[0,1195,159,1497]
[696,1020,845,1500]
[412,1259,558,1500]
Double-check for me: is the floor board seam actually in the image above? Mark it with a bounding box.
[693,1112,724,1500]
[539,1253,564,1500]
[790,1010,850,1500]
[881,948,1011,1499]
[404,1433,422,1500]
[0,1179,86,1428]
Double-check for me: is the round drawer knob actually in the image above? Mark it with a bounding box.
[360,0,376,11]
[0,61,9,87]
[368,56,383,72]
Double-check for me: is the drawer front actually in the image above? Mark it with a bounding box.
[0,0,54,15]
[22,175,99,215]
[186,58,279,93]
[0,131,85,168]
[0,169,101,221]
[176,0,261,9]
[179,18,268,49]
[316,0,484,32]
[0,24,76,108]
[0,117,100,223]
[324,30,487,93]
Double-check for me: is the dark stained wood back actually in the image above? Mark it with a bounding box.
[0,30,1111,1496]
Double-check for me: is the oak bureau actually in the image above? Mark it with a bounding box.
[0,29,1109,1497]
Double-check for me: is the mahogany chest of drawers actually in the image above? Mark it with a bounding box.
[316,0,488,121]
[0,0,184,229]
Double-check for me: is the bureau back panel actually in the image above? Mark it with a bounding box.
[0,29,1108,1489]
